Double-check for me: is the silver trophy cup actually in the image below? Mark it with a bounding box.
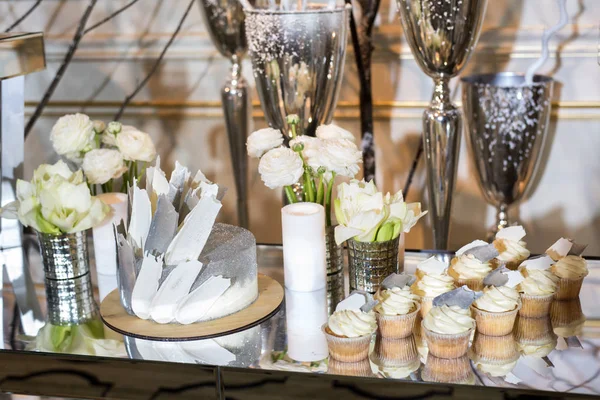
[245,5,349,137]
[396,0,487,249]
[461,73,553,237]
[198,0,251,228]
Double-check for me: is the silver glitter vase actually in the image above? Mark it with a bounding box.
[327,269,345,315]
[37,231,90,279]
[326,226,343,275]
[347,236,401,293]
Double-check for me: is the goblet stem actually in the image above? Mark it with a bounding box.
[221,56,250,228]
[423,77,461,250]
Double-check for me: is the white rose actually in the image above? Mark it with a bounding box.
[316,138,362,178]
[316,124,355,142]
[247,128,284,158]
[50,113,96,160]
[82,149,128,185]
[258,147,304,189]
[115,125,157,162]
[334,179,387,244]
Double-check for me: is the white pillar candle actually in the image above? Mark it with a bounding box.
[93,193,128,300]
[281,202,326,292]
[285,288,328,362]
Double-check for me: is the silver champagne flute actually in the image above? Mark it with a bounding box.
[396,0,488,249]
[462,72,553,238]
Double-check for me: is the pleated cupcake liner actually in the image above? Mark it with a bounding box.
[469,332,519,364]
[519,293,554,318]
[376,304,420,339]
[323,324,373,363]
[471,304,520,336]
[554,276,584,301]
[421,355,474,384]
[370,334,419,367]
[421,322,473,359]
[327,358,373,377]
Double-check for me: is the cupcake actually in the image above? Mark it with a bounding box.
[415,256,448,280]
[550,299,585,338]
[517,268,558,318]
[471,286,521,336]
[374,285,420,338]
[448,253,491,291]
[323,309,376,362]
[421,355,475,384]
[328,358,374,377]
[371,334,419,367]
[421,305,475,359]
[515,316,557,358]
[493,226,530,270]
[551,255,588,300]
[411,272,454,318]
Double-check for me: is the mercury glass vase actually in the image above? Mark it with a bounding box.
[37,231,90,280]
[347,235,404,293]
[325,226,343,275]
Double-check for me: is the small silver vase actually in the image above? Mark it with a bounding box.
[326,226,343,275]
[347,236,401,293]
[37,231,90,279]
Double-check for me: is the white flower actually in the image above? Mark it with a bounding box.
[93,120,106,134]
[316,138,362,178]
[50,113,97,161]
[247,128,284,158]
[334,180,387,244]
[316,124,355,142]
[258,147,304,189]
[82,149,128,185]
[385,190,427,234]
[289,135,322,171]
[115,125,156,162]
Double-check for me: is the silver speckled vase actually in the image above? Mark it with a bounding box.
[326,226,343,275]
[347,236,403,293]
[37,231,90,280]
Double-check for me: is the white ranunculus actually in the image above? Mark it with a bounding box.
[116,125,156,162]
[289,135,322,171]
[316,124,355,142]
[316,138,362,178]
[258,147,304,189]
[50,113,97,161]
[93,120,106,134]
[334,180,387,244]
[82,149,128,185]
[247,128,284,158]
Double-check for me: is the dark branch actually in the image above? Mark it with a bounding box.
[24,0,98,139]
[403,138,423,197]
[5,0,43,33]
[84,0,140,35]
[113,0,195,121]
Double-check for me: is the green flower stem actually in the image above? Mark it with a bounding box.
[316,173,325,205]
[324,173,336,227]
[290,122,297,139]
[284,185,297,204]
[303,169,315,203]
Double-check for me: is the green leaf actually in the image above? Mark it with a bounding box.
[35,212,60,234]
[392,221,403,239]
[376,221,394,242]
[84,318,105,340]
[50,325,74,352]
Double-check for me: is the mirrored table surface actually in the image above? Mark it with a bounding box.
[1,242,600,399]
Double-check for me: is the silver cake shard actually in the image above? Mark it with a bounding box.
[381,273,416,290]
[433,286,483,309]
[144,195,178,255]
[168,161,190,211]
[483,266,524,288]
[116,231,137,315]
[568,242,587,256]
[464,243,499,262]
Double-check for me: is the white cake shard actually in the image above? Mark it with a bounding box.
[129,186,152,251]
[456,240,489,256]
[496,225,526,241]
[131,253,163,320]
[546,237,573,260]
[149,260,203,324]
[416,256,447,275]
[179,340,236,365]
[168,161,190,211]
[175,276,231,324]
[336,291,372,312]
[520,255,554,270]
[165,194,222,266]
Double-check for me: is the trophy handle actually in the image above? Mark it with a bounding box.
[221,56,250,228]
[422,77,461,250]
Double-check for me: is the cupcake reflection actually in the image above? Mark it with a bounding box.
[328,358,374,377]
[550,299,586,338]
[371,357,420,379]
[370,334,419,367]
[422,355,475,384]
[514,316,557,358]
[469,332,519,377]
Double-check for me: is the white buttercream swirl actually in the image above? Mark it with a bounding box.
[411,273,455,298]
[450,254,492,280]
[422,305,475,334]
[327,310,376,338]
[495,239,530,263]
[517,269,558,295]
[551,255,588,279]
[474,286,520,312]
[374,286,420,316]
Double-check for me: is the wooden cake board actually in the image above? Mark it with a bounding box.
[100,273,283,341]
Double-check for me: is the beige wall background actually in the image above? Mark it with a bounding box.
[3,0,599,254]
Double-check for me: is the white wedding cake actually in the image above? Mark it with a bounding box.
[115,159,258,324]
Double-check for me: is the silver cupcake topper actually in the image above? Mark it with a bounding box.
[463,243,499,263]
[432,286,483,309]
[381,273,415,290]
[483,266,524,288]
[456,239,488,256]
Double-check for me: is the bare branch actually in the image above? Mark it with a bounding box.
[403,140,423,198]
[113,0,195,121]
[5,0,43,33]
[25,0,98,139]
[84,0,140,35]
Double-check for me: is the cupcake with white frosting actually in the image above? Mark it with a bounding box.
[517,260,558,318]
[412,258,454,318]
[551,255,588,300]
[448,253,491,291]
[493,226,530,270]
[374,285,420,339]
[323,309,376,362]
[471,286,521,336]
[421,305,475,358]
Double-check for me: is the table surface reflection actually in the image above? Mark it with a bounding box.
[2,243,600,399]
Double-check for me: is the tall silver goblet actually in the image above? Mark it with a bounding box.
[198,0,250,228]
[396,0,487,249]
[245,5,349,137]
[462,73,553,237]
